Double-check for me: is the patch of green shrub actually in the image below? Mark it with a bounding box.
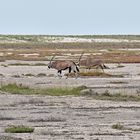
[5,125,34,133]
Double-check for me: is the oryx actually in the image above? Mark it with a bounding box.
[77,52,109,71]
[48,55,79,78]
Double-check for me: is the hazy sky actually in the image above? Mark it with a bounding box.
[0,0,140,35]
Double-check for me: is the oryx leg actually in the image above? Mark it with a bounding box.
[74,71,78,78]
[73,68,78,79]
[66,67,71,79]
[57,70,62,78]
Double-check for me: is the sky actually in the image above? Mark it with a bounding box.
[0,0,140,35]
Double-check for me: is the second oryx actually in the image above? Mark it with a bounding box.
[77,52,109,71]
[48,55,79,78]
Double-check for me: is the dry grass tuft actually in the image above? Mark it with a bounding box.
[65,71,124,78]
[112,123,140,131]
[110,81,128,84]
[112,123,124,130]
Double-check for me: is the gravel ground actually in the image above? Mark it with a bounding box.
[0,94,140,140]
[0,61,140,140]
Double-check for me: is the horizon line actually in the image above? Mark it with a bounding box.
[0,34,140,36]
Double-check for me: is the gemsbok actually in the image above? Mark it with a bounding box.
[48,55,79,78]
[77,52,109,71]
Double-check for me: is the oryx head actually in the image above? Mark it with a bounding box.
[48,55,55,69]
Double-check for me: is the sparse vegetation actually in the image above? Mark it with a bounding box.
[5,125,34,133]
[47,74,55,77]
[0,35,140,139]
[65,71,124,78]
[9,63,47,66]
[0,84,140,101]
[45,85,87,96]
[112,123,140,131]
[14,73,49,78]
[116,64,125,68]
[80,71,110,77]
[22,73,35,77]
[1,64,8,67]
[0,35,140,63]
[0,117,15,121]
[12,75,21,78]
[0,136,23,140]
[0,83,87,96]
[112,123,124,130]
[110,81,128,84]
[33,63,47,66]
[0,83,36,95]
[37,73,47,77]
[28,117,66,123]
[0,74,4,77]
[92,91,140,101]
[9,63,30,66]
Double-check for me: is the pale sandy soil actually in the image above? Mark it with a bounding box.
[0,61,140,140]
[1,36,140,44]
[0,95,140,140]
[53,37,140,43]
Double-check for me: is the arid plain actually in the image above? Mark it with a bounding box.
[0,35,140,140]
